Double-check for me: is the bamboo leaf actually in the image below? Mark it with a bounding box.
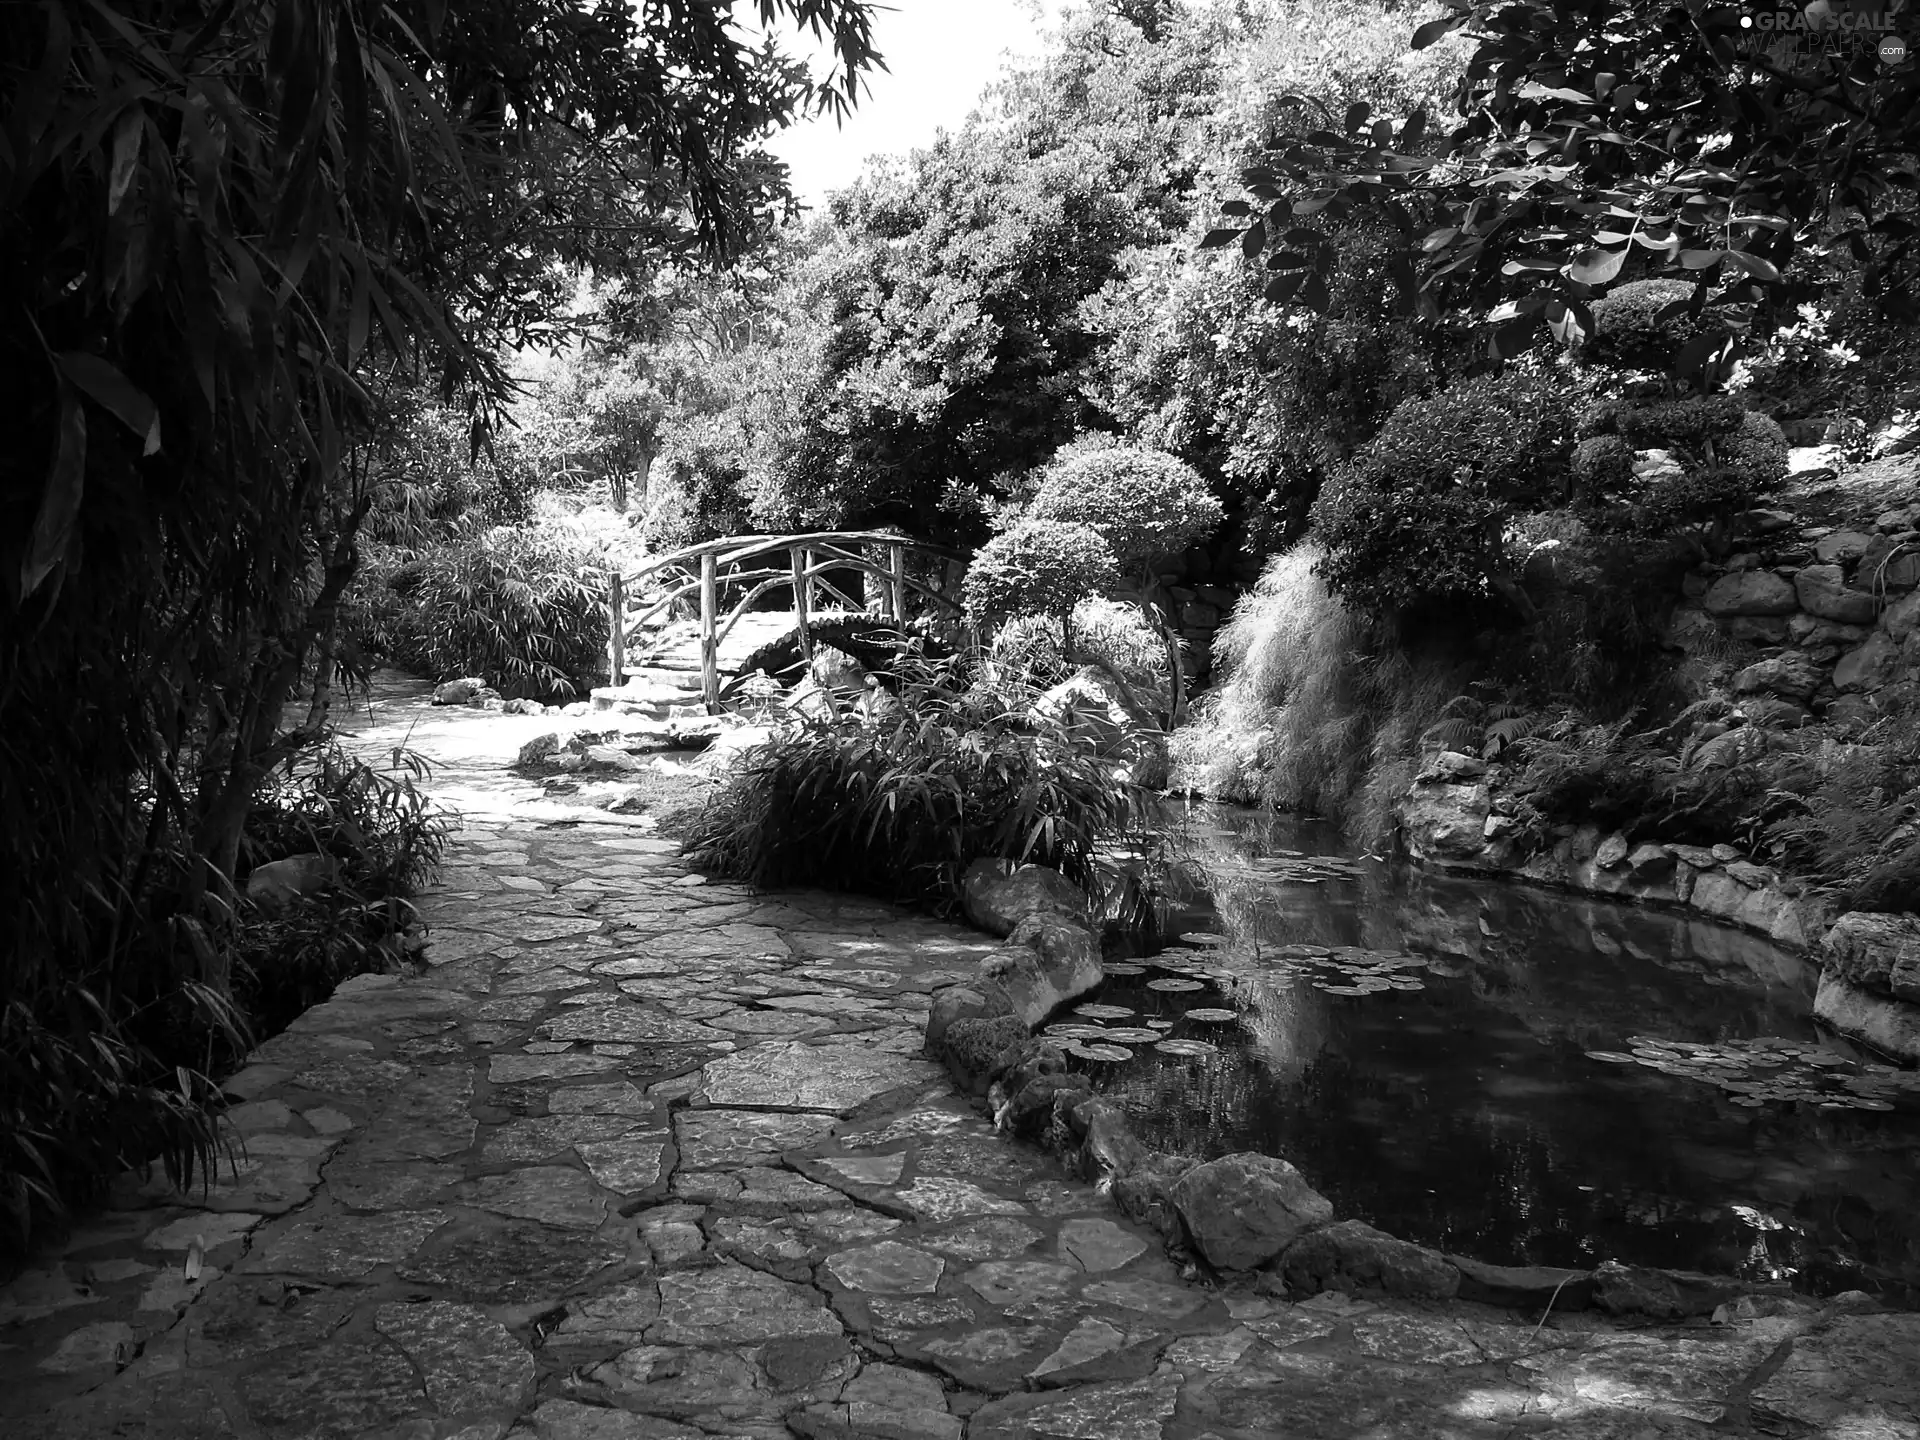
[21,388,85,599]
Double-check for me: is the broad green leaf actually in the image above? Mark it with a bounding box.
[1568,245,1627,285]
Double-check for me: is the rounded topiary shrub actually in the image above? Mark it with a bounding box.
[1027,447,1224,569]
[1310,370,1578,616]
[963,519,1120,624]
[1583,278,1703,371]
[1570,434,1634,500]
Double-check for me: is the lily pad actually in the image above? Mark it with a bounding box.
[1184,1008,1237,1023]
[1075,1004,1135,1020]
[1065,1042,1133,1062]
[1146,978,1204,992]
[1153,1039,1218,1057]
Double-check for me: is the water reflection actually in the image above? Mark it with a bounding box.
[1086,804,1920,1303]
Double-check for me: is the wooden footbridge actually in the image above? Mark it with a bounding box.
[607,530,966,710]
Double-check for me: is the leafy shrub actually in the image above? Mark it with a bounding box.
[1583,278,1701,372]
[989,598,1170,695]
[683,657,1153,911]
[963,520,1120,629]
[1310,370,1578,617]
[1027,447,1224,569]
[1581,404,1787,545]
[237,743,449,1031]
[1570,435,1634,499]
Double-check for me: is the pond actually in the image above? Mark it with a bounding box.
[1070,804,1920,1304]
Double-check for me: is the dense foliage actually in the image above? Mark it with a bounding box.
[1311,370,1578,616]
[0,0,880,1248]
[962,521,1121,638]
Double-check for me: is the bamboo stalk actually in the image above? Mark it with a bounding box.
[792,546,813,661]
[700,550,720,713]
[607,573,626,687]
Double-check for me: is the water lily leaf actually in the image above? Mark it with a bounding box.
[1154,1039,1218,1057]
[1065,1042,1132,1062]
[1075,1004,1135,1020]
[1184,1008,1237,1022]
[1146,978,1203,992]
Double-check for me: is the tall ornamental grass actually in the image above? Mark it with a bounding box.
[1170,546,1465,845]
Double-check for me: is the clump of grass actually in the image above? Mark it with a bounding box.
[1171,546,1468,846]
[683,656,1155,913]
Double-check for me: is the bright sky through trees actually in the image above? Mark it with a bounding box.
[744,0,1057,206]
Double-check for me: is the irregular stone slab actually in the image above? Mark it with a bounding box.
[495,970,597,996]
[507,1397,701,1438]
[637,1207,706,1266]
[670,1164,844,1213]
[187,1277,356,1363]
[325,1157,462,1211]
[284,1058,411,1104]
[1032,1317,1129,1378]
[674,1108,837,1168]
[1059,1218,1148,1273]
[1022,1178,1105,1216]
[1516,1333,1773,1425]
[964,1259,1082,1308]
[458,1167,608,1229]
[799,1209,904,1246]
[814,1152,906,1186]
[547,1282,662,1349]
[575,1138,666,1193]
[826,1241,945,1295]
[705,1008,835,1036]
[144,1132,336,1215]
[1751,1313,1920,1434]
[376,1300,536,1415]
[649,1263,841,1345]
[10,1369,245,1440]
[969,1368,1182,1440]
[892,1176,1030,1224]
[481,1114,648,1163]
[542,1007,725,1045]
[841,1106,969,1148]
[698,1040,938,1114]
[1163,1327,1257,1374]
[912,1133,1043,1187]
[489,1053,618,1083]
[709,1216,817,1271]
[478,995,551,1021]
[1180,1346,1525,1436]
[923,1216,1044,1261]
[241,1210,448,1280]
[1349,1311,1486,1365]
[237,1338,429,1437]
[1083,1277,1213,1317]
[399,1221,628,1304]
[142,1211,264,1253]
[36,1320,136,1374]
[861,1295,979,1345]
[548,1081,652,1115]
[591,1342,846,1425]
[919,1325,1069,1391]
[508,912,603,942]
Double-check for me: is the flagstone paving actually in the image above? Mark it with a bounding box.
[3,685,1918,1438]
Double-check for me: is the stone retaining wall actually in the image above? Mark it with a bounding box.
[1398,750,1920,1062]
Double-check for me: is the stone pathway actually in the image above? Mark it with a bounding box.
[3,686,1918,1439]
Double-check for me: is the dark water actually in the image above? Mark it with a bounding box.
[1081,805,1920,1303]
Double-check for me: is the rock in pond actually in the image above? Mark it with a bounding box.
[1277,1220,1459,1301]
[961,860,1088,938]
[1170,1153,1333,1271]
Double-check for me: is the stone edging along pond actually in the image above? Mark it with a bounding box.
[925,859,1769,1325]
[1399,749,1920,1064]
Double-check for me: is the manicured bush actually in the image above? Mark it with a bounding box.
[963,520,1120,630]
[1310,371,1578,617]
[1583,278,1702,372]
[1027,447,1224,568]
[683,657,1154,911]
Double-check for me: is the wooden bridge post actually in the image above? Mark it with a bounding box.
[791,546,813,662]
[607,573,626,687]
[888,542,907,626]
[699,550,720,713]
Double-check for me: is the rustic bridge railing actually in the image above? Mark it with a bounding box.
[608,530,965,711]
